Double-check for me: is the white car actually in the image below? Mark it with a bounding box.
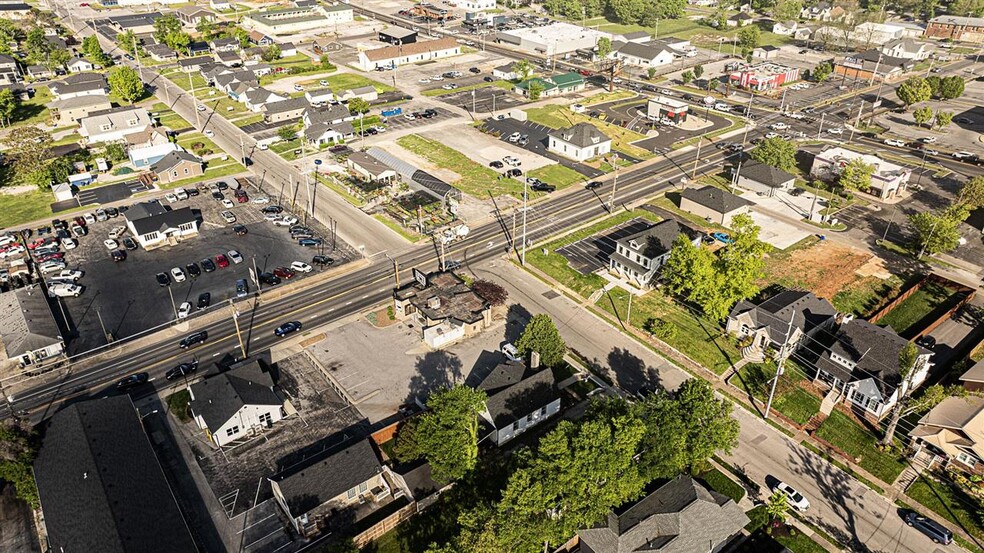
[773,481,810,511]
[953,151,975,159]
[441,83,458,90]
[221,198,235,208]
[39,261,67,274]
[275,216,299,226]
[826,127,844,135]
[221,211,236,223]
[108,226,126,240]
[884,139,906,147]
[507,132,522,143]
[204,129,215,138]
[404,112,416,120]
[165,192,178,203]
[921,136,938,143]
[83,213,96,225]
[103,239,118,250]
[252,196,270,204]
[502,342,521,362]
[197,104,206,112]
[503,155,521,167]
[419,78,431,83]
[53,269,83,281]
[293,84,304,91]
[61,237,76,250]
[319,79,329,86]
[170,267,186,282]
[764,132,779,139]
[431,75,444,81]
[769,122,789,130]
[175,188,188,200]
[264,213,282,222]
[787,112,805,120]
[227,249,244,264]
[1,244,25,258]
[48,283,83,298]
[290,261,313,273]
[177,302,192,319]
[714,102,731,112]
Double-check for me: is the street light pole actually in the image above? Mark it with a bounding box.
[229,299,246,358]
[521,179,528,266]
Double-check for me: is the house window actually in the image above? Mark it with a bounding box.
[172,171,178,178]
[539,406,548,417]
[258,412,272,425]
[144,232,158,241]
[957,451,977,468]
[184,167,190,175]
[226,426,240,437]
[359,481,368,493]
[99,123,112,131]
[511,421,520,431]
[347,487,357,499]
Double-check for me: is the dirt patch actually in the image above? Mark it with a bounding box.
[761,241,874,299]
[366,308,398,328]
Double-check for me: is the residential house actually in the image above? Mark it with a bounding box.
[513,71,585,98]
[48,73,109,100]
[393,270,492,349]
[47,94,113,126]
[188,41,211,56]
[264,96,311,123]
[313,37,344,54]
[144,43,177,62]
[801,1,846,21]
[27,65,54,80]
[108,12,162,34]
[810,318,932,419]
[247,63,273,77]
[0,55,22,85]
[210,37,240,53]
[304,120,354,146]
[66,57,94,73]
[609,219,700,288]
[214,70,258,97]
[577,475,749,553]
[175,6,215,27]
[834,49,913,82]
[733,160,796,197]
[302,104,353,129]
[79,106,152,145]
[879,38,932,61]
[248,31,274,46]
[679,184,752,226]
[772,20,801,36]
[124,201,199,249]
[911,395,984,474]
[726,290,838,361]
[305,88,335,104]
[477,362,560,445]
[244,87,287,112]
[33,396,197,553]
[151,150,203,184]
[346,151,397,182]
[961,359,984,392]
[177,55,214,72]
[727,12,754,27]
[610,41,675,67]
[189,358,284,447]
[45,36,68,51]
[210,0,231,10]
[270,439,392,538]
[810,147,911,199]
[127,128,179,167]
[215,50,242,67]
[546,122,611,161]
[358,37,461,71]
[925,15,984,43]
[241,46,266,62]
[0,2,31,20]
[278,42,298,57]
[0,286,65,367]
[0,82,29,101]
[492,61,523,80]
[751,45,780,60]
[338,86,378,102]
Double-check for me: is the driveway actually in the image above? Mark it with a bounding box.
[483,117,605,178]
[52,180,154,213]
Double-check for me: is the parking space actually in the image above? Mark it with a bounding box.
[556,217,654,275]
[483,117,605,178]
[56,180,359,354]
[382,106,457,130]
[436,86,526,115]
[746,208,811,250]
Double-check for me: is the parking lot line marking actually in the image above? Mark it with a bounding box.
[212,352,221,357]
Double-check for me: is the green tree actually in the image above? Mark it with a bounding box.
[153,14,182,45]
[647,66,657,80]
[938,75,966,100]
[895,76,932,109]
[25,27,51,64]
[261,44,281,62]
[0,87,19,126]
[108,66,144,104]
[394,385,488,484]
[513,58,533,80]
[737,25,761,52]
[713,213,768,320]
[596,36,612,60]
[925,74,942,97]
[662,232,715,297]
[166,31,192,54]
[608,0,646,23]
[116,30,137,55]
[935,110,953,130]
[812,61,832,82]
[516,314,566,367]
[347,97,370,115]
[880,342,922,446]
[767,490,789,522]
[839,157,875,192]
[234,27,251,49]
[693,64,704,80]
[749,136,797,171]
[773,0,803,20]
[527,80,545,101]
[681,70,694,85]
[950,0,984,16]
[958,175,984,210]
[45,48,71,71]
[196,17,215,41]
[47,157,74,185]
[3,126,53,188]
[0,421,39,508]
[276,125,297,141]
[708,77,720,92]
[103,142,127,162]
[319,54,332,69]
[909,204,967,255]
[912,105,933,128]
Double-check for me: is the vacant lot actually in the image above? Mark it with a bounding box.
[760,241,874,301]
[395,134,525,198]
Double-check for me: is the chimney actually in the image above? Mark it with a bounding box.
[530,351,541,369]
[427,296,441,309]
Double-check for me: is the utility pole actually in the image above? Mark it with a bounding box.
[392,257,400,287]
[741,93,754,146]
[167,285,177,320]
[229,300,246,358]
[521,179,528,266]
[133,33,143,81]
[96,308,112,343]
[765,309,797,420]
[816,112,825,140]
[730,159,743,194]
[607,155,619,211]
[848,100,865,143]
[240,135,246,166]
[626,292,632,326]
[189,72,201,129]
[252,255,261,294]
[882,206,897,241]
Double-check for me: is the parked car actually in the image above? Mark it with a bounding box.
[166,360,198,380]
[904,512,952,544]
[772,480,810,511]
[177,302,192,319]
[179,331,208,349]
[235,278,248,298]
[503,156,521,167]
[274,321,303,337]
[221,211,236,223]
[122,237,137,250]
[711,232,733,244]
[228,250,244,264]
[502,342,521,362]
[196,292,211,310]
[274,266,296,279]
[234,224,248,236]
[110,249,127,262]
[186,262,201,278]
[39,261,67,274]
[259,272,281,286]
[103,239,118,250]
[215,254,230,268]
[298,238,323,247]
[155,272,170,286]
[53,269,82,281]
[201,258,216,272]
[170,267,186,283]
[116,373,149,391]
[48,283,83,297]
[312,255,334,266]
[290,261,313,273]
[489,160,504,169]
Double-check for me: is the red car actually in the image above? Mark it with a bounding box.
[28,237,54,250]
[237,193,249,203]
[73,216,87,227]
[37,253,65,263]
[579,69,592,76]
[215,254,230,268]
[273,266,295,280]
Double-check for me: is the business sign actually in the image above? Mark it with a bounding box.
[412,268,428,288]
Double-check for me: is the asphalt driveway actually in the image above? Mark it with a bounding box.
[483,117,605,179]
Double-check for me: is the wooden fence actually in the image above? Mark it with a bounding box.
[352,502,418,548]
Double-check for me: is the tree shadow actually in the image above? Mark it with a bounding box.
[504,303,531,343]
[607,347,662,394]
[404,350,463,406]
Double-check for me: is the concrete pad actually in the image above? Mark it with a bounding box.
[747,208,811,250]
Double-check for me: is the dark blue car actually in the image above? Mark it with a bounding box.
[275,321,302,337]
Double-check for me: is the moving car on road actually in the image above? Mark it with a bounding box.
[179,331,208,349]
[116,373,149,391]
[166,360,198,380]
[904,512,952,544]
[275,321,303,337]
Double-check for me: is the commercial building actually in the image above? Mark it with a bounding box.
[393,270,492,348]
[497,22,613,56]
[108,12,162,34]
[459,0,496,10]
[175,6,215,26]
[125,202,199,249]
[347,151,398,182]
[547,122,611,161]
[244,5,352,36]
[190,358,285,447]
[79,106,152,145]
[609,219,700,288]
[358,38,461,71]
[513,71,585,98]
[810,147,911,199]
[0,2,31,20]
[647,95,689,123]
[0,286,64,367]
[609,40,675,67]
[834,50,912,82]
[679,185,752,226]
[378,26,417,45]
[728,62,799,91]
[925,15,984,42]
[33,396,197,553]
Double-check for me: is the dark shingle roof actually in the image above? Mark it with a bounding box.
[478,363,558,427]
[270,439,383,516]
[615,41,672,61]
[178,55,214,67]
[190,359,281,431]
[128,205,197,236]
[739,160,796,187]
[0,286,63,358]
[34,396,197,553]
[681,184,752,214]
[728,290,837,345]
[616,219,698,259]
[151,150,201,174]
[549,122,610,149]
[265,96,310,115]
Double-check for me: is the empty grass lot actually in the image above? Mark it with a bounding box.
[523,104,653,160]
[875,280,963,337]
[582,16,792,48]
[12,85,52,127]
[317,73,395,93]
[395,134,525,198]
[814,411,906,484]
[734,363,821,425]
[581,90,638,105]
[527,164,586,188]
[0,189,59,229]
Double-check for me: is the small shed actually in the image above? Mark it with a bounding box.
[51,183,74,202]
[68,172,94,187]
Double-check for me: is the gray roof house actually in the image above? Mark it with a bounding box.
[609,219,700,288]
[304,120,354,146]
[679,184,752,226]
[210,37,240,52]
[144,43,177,61]
[0,286,65,367]
[734,160,797,197]
[270,438,392,537]
[49,73,109,100]
[547,122,613,162]
[577,475,749,553]
[189,358,283,447]
[727,290,838,361]
[33,396,197,553]
[476,362,561,445]
[264,96,310,123]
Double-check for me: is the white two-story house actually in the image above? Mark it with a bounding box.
[609,219,700,288]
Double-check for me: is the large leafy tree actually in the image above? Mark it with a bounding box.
[0,87,19,127]
[596,36,612,59]
[234,27,251,48]
[394,385,487,483]
[513,58,533,80]
[25,27,51,64]
[880,342,922,446]
[749,136,797,171]
[527,80,545,101]
[958,175,984,210]
[0,421,39,508]
[909,204,968,255]
[347,97,370,115]
[516,314,566,367]
[116,30,138,54]
[261,44,282,62]
[196,17,215,41]
[108,66,144,104]
[153,14,182,44]
[737,25,760,53]
[938,75,965,100]
[839,158,874,192]
[935,110,953,130]
[949,0,984,16]
[773,0,803,20]
[3,126,53,188]
[925,74,942,97]
[812,61,832,82]
[896,76,932,109]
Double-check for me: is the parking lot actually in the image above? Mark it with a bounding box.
[436,85,526,116]
[483,117,606,178]
[55,180,358,354]
[557,217,654,274]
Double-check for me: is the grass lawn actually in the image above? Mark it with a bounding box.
[163,68,209,92]
[652,194,723,231]
[907,475,984,544]
[526,208,662,297]
[734,363,820,425]
[319,73,395,93]
[271,138,303,161]
[0,189,59,229]
[581,90,638,105]
[373,213,425,243]
[831,275,904,318]
[150,102,193,130]
[875,280,963,337]
[176,132,220,154]
[698,467,746,503]
[598,287,742,375]
[527,164,586,188]
[12,85,52,127]
[52,132,82,146]
[814,411,906,484]
[232,113,265,127]
[523,104,653,160]
[165,390,192,423]
[582,17,792,48]
[742,506,828,553]
[395,134,525,198]
[158,160,245,190]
